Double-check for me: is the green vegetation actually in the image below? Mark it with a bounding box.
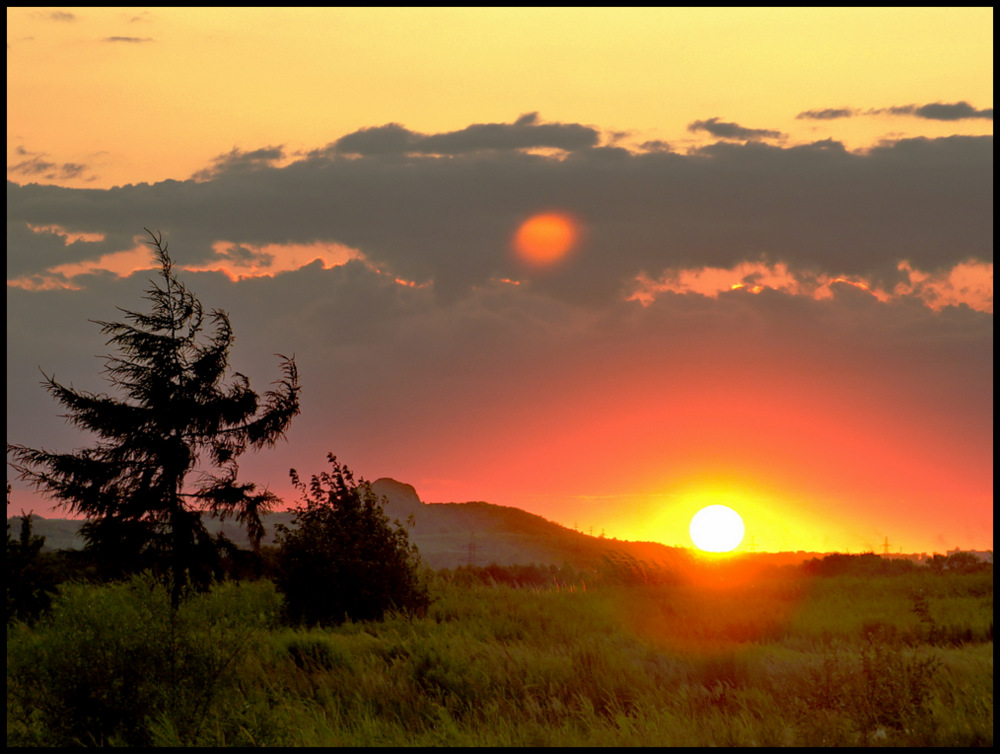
[274,455,430,625]
[7,561,992,746]
[7,576,281,746]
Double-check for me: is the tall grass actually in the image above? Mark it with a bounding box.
[6,576,281,746]
[7,567,992,746]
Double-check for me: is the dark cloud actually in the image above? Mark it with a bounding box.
[212,243,275,269]
[796,108,858,120]
[7,129,992,304]
[874,101,993,120]
[687,117,784,140]
[908,101,993,121]
[103,36,154,43]
[328,124,415,156]
[332,113,601,156]
[192,146,286,180]
[5,220,96,278]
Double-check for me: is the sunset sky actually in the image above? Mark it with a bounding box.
[6,8,993,554]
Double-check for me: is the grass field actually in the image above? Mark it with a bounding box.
[7,565,993,746]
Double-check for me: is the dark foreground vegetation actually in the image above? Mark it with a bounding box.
[7,550,992,747]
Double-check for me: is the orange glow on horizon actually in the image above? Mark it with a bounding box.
[513,212,580,266]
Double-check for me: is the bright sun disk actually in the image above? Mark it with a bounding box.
[689,504,745,553]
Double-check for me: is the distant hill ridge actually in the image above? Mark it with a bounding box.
[9,478,831,569]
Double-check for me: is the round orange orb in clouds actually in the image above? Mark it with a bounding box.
[513,212,579,265]
[689,505,745,553]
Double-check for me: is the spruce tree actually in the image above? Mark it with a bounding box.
[8,229,300,605]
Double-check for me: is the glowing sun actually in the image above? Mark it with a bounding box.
[689,505,745,553]
[513,212,579,265]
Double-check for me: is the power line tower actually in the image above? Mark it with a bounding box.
[882,536,891,557]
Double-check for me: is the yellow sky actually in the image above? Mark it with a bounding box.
[7,7,993,189]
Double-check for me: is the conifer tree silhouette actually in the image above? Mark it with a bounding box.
[8,229,300,605]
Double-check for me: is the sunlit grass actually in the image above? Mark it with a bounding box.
[7,568,992,746]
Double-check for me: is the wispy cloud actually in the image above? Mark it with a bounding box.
[35,10,76,22]
[796,108,859,120]
[102,36,154,44]
[798,101,992,121]
[687,117,784,141]
[7,147,91,181]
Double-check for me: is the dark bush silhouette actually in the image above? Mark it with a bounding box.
[801,552,919,578]
[7,229,299,606]
[275,454,430,625]
[7,504,58,623]
[943,551,989,574]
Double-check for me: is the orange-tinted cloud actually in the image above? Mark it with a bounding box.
[628,259,993,313]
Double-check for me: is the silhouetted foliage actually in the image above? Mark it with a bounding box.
[801,552,920,578]
[7,480,58,623]
[7,229,300,606]
[275,454,430,625]
[6,514,57,623]
[942,551,990,574]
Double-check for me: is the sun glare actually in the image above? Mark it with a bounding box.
[513,212,579,265]
[689,504,745,553]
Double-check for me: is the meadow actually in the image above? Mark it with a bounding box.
[6,561,993,747]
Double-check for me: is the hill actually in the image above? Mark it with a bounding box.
[8,478,829,570]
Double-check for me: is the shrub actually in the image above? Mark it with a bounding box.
[6,512,58,623]
[275,454,430,626]
[797,625,942,744]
